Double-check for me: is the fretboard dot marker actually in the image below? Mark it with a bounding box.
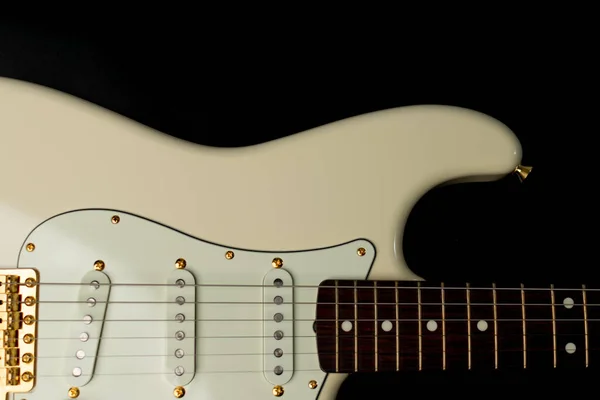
[426,320,438,332]
[381,320,393,332]
[565,342,576,354]
[563,297,574,309]
[341,320,353,332]
[477,320,488,332]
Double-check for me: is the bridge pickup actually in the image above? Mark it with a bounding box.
[263,268,294,385]
[0,269,39,398]
[166,268,196,386]
[66,270,111,386]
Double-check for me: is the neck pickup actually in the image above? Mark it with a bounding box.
[315,280,597,373]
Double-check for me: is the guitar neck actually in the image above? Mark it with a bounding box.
[315,280,598,373]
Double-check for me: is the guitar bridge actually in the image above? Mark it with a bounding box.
[0,269,39,399]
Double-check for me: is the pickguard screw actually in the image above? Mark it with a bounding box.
[173,386,186,398]
[94,260,105,271]
[357,247,366,256]
[225,250,234,259]
[111,215,120,224]
[26,243,35,252]
[272,257,283,268]
[308,380,318,389]
[272,385,284,397]
[175,258,187,269]
[68,387,80,398]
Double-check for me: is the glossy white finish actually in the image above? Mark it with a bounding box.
[16,209,375,400]
[0,77,523,399]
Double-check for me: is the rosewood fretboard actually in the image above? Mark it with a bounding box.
[315,280,599,373]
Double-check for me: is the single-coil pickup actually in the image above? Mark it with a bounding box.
[166,268,197,386]
[263,268,294,385]
[65,270,111,386]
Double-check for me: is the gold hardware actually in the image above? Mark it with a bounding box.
[272,385,284,397]
[357,247,366,256]
[308,380,318,389]
[25,243,35,252]
[94,260,105,271]
[225,250,234,260]
[111,215,120,224]
[514,165,533,182]
[68,387,80,398]
[173,386,186,398]
[0,269,40,397]
[175,258,187,269]
[21,372,33,382]
[272,258,283,269]
[23,297,36,307]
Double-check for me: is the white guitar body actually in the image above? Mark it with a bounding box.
[0,77,522,400]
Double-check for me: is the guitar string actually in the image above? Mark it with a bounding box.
[11,282,600,291]
[13,301,600,306]
[29,318,600,323]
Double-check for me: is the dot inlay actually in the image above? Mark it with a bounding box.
[426,320,438,331]
[381,320,393,332]
[341,320,353,332]
[477,320,488,331]
[563,297,574,309]
[565,342,576,354]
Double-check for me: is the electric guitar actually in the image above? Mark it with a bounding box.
[0,76,585,400]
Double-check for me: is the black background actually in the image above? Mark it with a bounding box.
[0,19,593,397]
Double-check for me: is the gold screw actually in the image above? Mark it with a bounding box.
[173,386,186,398]
[26,243,35,252]
[225,250,234,259]
[23,334,34,344]
[24,296,36,306]
[22,353,33,363]
[111,215,120,224]
[308,380,318,389]
[25,278,36,288]
[22,371,33,382]
[175,258,187,269]
[272,385,284,397]
[94,260,105,271]
[272,257,283,268]
[68,387,80,398]
[24,315,35,325]
[357,247,366,256]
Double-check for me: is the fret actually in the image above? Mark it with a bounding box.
[469,284,495,369]
[582,285,589,367]
[356,280,375,371]
[520,284,527,367]
[551,285,557,366]
[354,281,358,371]
[554,284,587,368]
[397,281,419,370]
[419,282,443,369]
[374,281,378,371]
[583,284,600,367]
[334,280,339,372]
[337,280,356,372]
[395,282,399,371]
[375,281,398,371]
[522,285,554,368]
[495,284,524,368]
[443,283,469,369]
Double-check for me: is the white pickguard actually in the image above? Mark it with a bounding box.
[16,209,375,400]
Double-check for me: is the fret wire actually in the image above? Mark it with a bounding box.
[466,282,471,370]
[441,282,446,370]
[374,281,378,372]
[395,281,399,371]
[492,283,498,369]
[353,280,358,372]
[417,281,422,371]
[334,279,339,373]
[520,283,527,369]
[583,284,589,367]
[551,284,557,367]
